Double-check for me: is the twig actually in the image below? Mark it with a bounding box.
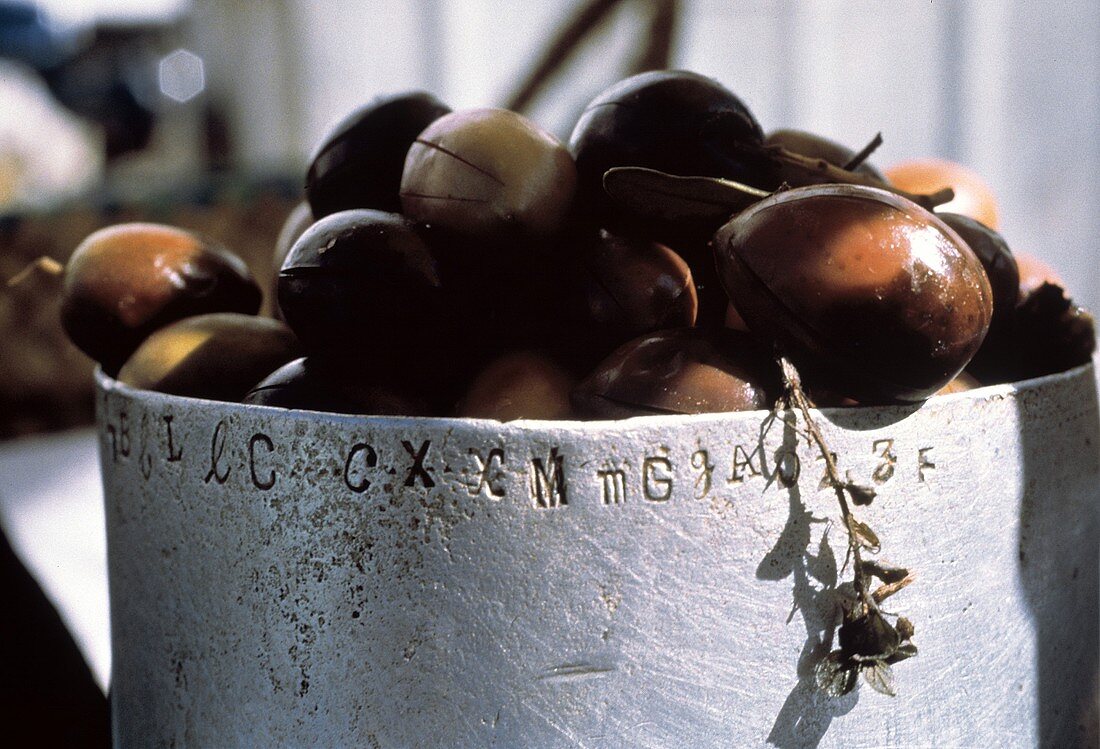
[503,0,625,113]
[625,0,679,75]
[843,132,884,172]
[779,357,875,612]
[7,256,64,288]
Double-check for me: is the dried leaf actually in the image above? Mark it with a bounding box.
[815,651,858,697]
[895,616,915,641]
[888,641,918,664]
[862,660,897,696]
[847,517,881,552]
[840,609,900,661]
[864,560,909,585]
[846,482,876,506]
[602,167,768,224]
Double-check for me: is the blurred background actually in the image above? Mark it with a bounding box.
[0,0,1097,744]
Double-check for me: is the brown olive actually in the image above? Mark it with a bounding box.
[765,128,885,180]
[936,372,980,394]
[401,108,577,240]
[554,230,696,367]
[306,91,451,217]
[243,357,429,416]
[714,184,993,403]
[571,328,780,418]
[457,350,576,421]
[61,223,261,373]
[117,313,300,401]
[936,213,1018,331]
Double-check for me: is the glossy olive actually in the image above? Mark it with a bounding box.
[937,213,1018,330]
[270,201,314,318]
[569,70,766,237]
[243,357,429,415]
[61,223,261,373]
[571,328,780,418]
[277,210,457,386]
[401,108,577,239]
[457,350,576,421]
[715,184,993,403]
[306,91,451,217]
[765,128,885,180]
[556,231,696,364]
[117,313,300,401]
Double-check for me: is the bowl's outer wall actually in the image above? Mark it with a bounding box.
[97,363,1100,748]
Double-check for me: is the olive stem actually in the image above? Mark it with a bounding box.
[7,256,64,288]
[779,356,875,613]
[761,144,954,211]
[842,132,884,172]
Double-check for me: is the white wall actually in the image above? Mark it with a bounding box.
[195,0,1100,311]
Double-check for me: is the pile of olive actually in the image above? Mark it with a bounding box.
[59,70,1094,419]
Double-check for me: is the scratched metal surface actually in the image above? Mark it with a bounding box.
[97,362,1100,749]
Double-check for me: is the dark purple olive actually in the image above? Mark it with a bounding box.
[401,108,577,240]
[244,357,429,415]
[457,350,576,421]
[61,223,261,373]
[714,184,993,403]
[571,328,780,418]
[306,91,451,218]
[117,313,300,402]
[277,209,462,395]
[271,201,314,318]
[936,212,1018,331]
[765,128,885,180]
[569,70,767,239]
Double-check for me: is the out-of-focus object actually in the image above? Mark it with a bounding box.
[885,158,1000,230]
[0,61,102,210]
[0,179,298,439]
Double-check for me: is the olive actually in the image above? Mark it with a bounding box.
[765,128,885,180]
[568,70,766,238]
[1014,250,1064,301]
[270,201,314,318]
[885,158,999,230]
[937,213,1019,330]
[937,372,980,394]
[457,350,576,421]
[117,313,300,401]
[61,223,261,373]
[724,302,748,332]
[243,357,429,416]
[277,209,467,398]
[306,91,451,217]
[555,230,696,367]
[401,108,577,240]
[571,328,780,419]
[714,184,993,403]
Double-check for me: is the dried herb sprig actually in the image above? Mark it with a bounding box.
[779,357,917,697]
